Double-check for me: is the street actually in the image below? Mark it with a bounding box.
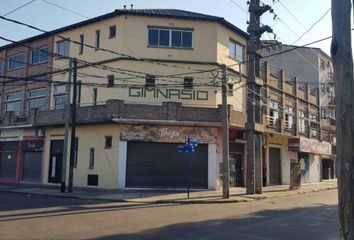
[0,189,338,240]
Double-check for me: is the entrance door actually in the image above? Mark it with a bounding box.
[299,153,309,183]
[322,159,334,180]
[0,142,18,180]
[22,152,42,182]
[269,147,281,185]
[48,140,64,183]
[229,153,243,187]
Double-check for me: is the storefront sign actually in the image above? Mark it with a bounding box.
[288,137,331,155]
[120,126,217,143]
[128,87,209,101]
[21,140,44,152]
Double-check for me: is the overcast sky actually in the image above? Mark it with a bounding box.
[0,0,332,54]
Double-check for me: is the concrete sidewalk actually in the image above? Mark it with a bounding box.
[0,180,337,204]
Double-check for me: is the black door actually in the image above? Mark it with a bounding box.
[230,153,243,187]
[269,147,281,185]
[0,142,18,180]
[126,142,208,189]
[322,159,334,179]
[22,152,42,182]
[48,140,64,183]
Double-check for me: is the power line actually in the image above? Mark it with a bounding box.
[0,15,215,73]
[3,0,38,16]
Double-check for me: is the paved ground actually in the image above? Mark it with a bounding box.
[0,180,337,203]
[0,189,339,240]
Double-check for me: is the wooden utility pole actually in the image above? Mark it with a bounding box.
[221,64,230,199]
[68,59,78,193]
[246,0,272,194]
[60,59,72,193]
[331,0,354,239]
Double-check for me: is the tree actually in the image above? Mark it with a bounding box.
[331,0,354,239]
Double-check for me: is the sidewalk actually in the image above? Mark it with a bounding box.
[0,180,337,204]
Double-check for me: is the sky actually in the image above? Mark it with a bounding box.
[0,0,332,55]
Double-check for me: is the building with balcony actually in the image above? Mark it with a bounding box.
[0,34,54,184]
[260,42,336,182]
[0,9,248,189]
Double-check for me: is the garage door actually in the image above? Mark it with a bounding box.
[0,142,18,180]
[22,152,42,182]
[126,142,208,189]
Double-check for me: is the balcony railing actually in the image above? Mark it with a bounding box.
[328,96,336,106]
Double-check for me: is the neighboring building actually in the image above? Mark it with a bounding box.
[260,42,336,182]
[0,9,248,189]
[0,34,54,184]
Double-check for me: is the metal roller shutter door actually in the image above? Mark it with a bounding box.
[126,142,208,189]
[22,152,42,182]
[0,142,18,180]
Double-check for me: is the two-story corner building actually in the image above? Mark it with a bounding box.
[259,62,332,186]
[0,35,54,184]
[0,9,249,189]
[260,42,336,182]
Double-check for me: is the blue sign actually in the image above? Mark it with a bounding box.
[177,137,198,153]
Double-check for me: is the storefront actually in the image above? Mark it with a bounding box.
[0,139,20,183]
[21,138,44,182]
[118,125,220,189]
[289,137,332,183]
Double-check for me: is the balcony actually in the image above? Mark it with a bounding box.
[328,96,336,107]
[321,117,336,132]
[265,115,280,133]
[328,72,335,85]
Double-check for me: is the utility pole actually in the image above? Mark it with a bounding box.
[221,64,230,199]
[68,59,78,193]
[60,59,73,193]
[331,0,354,239]
[246,0,272,194]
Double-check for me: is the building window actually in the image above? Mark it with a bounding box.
[28,88,47,111]
[298,110,306,134]
[227,83,234,96]
[321,108,326,119]
[79,34,84,55]
[107,74,114,88]
[5,92,22,115]
[74,138,79,168]
[184,77,193,89]
[229,40,244,62]
[57,40,70,57]
[148,28,193,48]
[320,59,325,70]
[145,74,155,87]
[31,46,49,64]
[95,30,100,50]
[89,148,95,169]
[53,84,67,109]
[0,58,3,73]
[93,88,98,106]
[285,106,294,129]
[105,136,112,149]
[8,53,25,70]
[268,100,279,127]
[109,25,117,38]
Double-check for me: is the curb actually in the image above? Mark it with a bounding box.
[0,185,337,204]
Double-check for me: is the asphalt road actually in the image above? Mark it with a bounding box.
[0,189,339,240]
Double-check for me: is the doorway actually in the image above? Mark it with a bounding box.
[269,147,281,185]
[48,140,64,183]
[229,153,244,187]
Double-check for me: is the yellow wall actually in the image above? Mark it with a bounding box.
[52,14,247,111]
[43,124,121,188]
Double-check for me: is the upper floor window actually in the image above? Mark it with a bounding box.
[28,88,48,111]
[79,34,84,55]
[0,58,3,73]
[148,28,193,48]
[53,84,67,109]
[95,30,100,50]
[229,40,244,62]
[145,74,156,88]
[57,40,70,57]
[109,25,117,39]
[320,59,325,70]
[5,92,22,115]
[268,100,279,127]
[184,77,193,89]
[8,53,25,70]
[31,46,49,64]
